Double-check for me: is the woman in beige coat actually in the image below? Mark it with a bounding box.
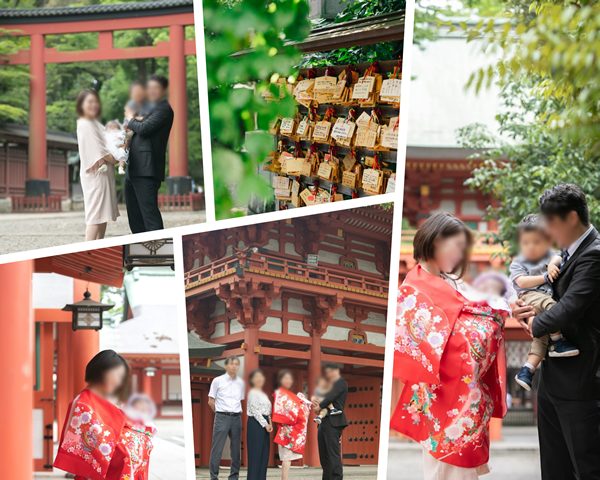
[75,89,119,240]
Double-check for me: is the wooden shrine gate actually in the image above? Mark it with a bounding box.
[0,0,200,209]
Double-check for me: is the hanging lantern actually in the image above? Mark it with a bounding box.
[62,289,114,331]
[123,239,174,271]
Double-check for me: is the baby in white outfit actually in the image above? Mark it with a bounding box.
[104,120,129,175]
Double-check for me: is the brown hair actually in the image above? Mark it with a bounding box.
[76,89,101,118]
[277,369,293,387]
[248,368,265,388]
[85,349,131,402]
[413,212,473,277]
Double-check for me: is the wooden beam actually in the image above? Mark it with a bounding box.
[34,308,71,324]
[5,39,196,65]
[0,12,194,35]
[321,353,383,368]
[259,346,310,360]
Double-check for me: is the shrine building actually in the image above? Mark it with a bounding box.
[184,206,393,469]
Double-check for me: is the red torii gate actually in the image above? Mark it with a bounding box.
[0,0,196,197]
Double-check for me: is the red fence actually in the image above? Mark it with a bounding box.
[158,192,204,211]
[12,195,62,213]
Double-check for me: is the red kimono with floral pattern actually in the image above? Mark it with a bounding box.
[272,388,311,455]
[391,265,509,468]
[54,389,155,480]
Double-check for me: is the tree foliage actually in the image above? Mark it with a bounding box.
[461,84,600,256]
[204,0,310,218]
[466,0,600,151]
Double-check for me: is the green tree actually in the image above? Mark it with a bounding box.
[466,0,600,150]
[0,30,29,122]
[461,84,600,255]
[204,0,310,218]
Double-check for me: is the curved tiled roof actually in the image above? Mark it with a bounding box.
[0,0,193,23]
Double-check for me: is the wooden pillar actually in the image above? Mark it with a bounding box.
[56,323,74,430]
[0,260,34,479]
[306,332,322,467]
[70,281,100,394]
[166,23,191,194]
[27,33,50,196]
[142,369,153,396]
[244,325,259,377]
[152,368,163,416]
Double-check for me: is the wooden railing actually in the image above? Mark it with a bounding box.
[12,195,62,212]
[185,252,388,297]
[158,192,204,211]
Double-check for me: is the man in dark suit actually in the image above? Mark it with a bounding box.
[313,364,348,480]
[525,184,600,479]
[124,74,173,233]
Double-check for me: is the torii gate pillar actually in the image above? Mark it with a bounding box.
[166,23,192,195]
[26,33,50,197]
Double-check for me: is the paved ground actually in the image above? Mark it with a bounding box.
[0,207,205,254]
[387,427,541,480]
[197,466,378,479]
[34,418,186,480]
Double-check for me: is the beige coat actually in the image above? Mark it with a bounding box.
[77,118,119,225]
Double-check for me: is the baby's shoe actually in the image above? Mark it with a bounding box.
[515,366,534,391]
[329,408,343,416]
[314,417,322,424]
[548,338,580,358]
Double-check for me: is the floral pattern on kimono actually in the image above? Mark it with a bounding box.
[54,389,126,480]
[391,265,509,469]
[272,388,311,455]
[119,421,156,480]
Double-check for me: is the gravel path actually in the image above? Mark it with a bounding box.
[0,207,205,254]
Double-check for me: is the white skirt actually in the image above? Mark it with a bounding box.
[278,445,302,462]
[422,450,490,480]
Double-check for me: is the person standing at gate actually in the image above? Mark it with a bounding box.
[246,369,273,480]
[207,356,245,480]
[123,74,173,234]
[313,364,348,480]
[75,89,120,241]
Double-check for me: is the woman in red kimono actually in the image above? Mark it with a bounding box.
[272,369,311,480]
[391,212,512,479]
[54,349,155,480]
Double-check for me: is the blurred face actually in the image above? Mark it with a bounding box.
[146,80,165,102]
[130,84,146,104]
[543,211,581,249]
[476,277,506,297]
[98,364,127,396]
[519,230,552,262]
[131,398,153,417]
[316,377,329,390]
[225,359,240,376]
[280,373,293,390]
[324,368,340,382]
[433,232,468,274]
[251,371,265,390]
[82,93,100,119]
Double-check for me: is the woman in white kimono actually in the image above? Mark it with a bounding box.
[75,89,119,241]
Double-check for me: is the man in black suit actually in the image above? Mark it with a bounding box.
[313,364,348,480]
[524,184,600,479]
[124,75,174,233]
